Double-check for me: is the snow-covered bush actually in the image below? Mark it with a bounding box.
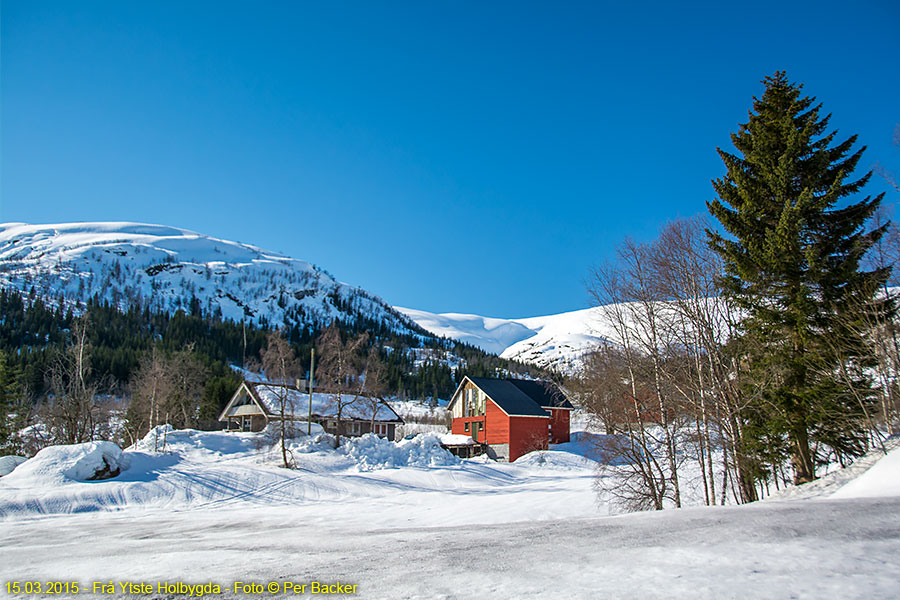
[0,455,27,477]
[4,441,130,483]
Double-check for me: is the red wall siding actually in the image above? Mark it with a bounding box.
[549,409,571,444]
[508,416,550,462]
[484,399,510,445]
[452,416,486,442]
[451,398,510,445]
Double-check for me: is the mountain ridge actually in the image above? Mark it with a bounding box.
[0,221,427,339]
[395,305,610,374]
[0,221,599,373]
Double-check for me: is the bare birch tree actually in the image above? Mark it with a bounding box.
[261,332,301,468]
[315,324,368,446]
[127,347,172,451]
[45,317,106,444]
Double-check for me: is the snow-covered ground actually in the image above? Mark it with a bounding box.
[1,427,898,599]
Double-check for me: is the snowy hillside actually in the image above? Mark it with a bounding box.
[0,222,425,335]
[396,306,616,373]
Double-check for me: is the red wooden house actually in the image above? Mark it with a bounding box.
[447,376,574,462]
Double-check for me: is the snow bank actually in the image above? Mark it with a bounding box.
[766,436,900,502]
[831,440,900,499]
[342,433,458,471]
[134,425,266,459]
[0,456,27,477]
[551,431,635,466]
[289,433,339,454]
[515,450,593,469]
[5,441,129,483]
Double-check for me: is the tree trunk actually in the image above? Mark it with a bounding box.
[790,425,815,484]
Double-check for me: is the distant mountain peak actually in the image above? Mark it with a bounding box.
[395,306,612,374]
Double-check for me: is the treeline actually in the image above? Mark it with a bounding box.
[0,286,544,454]
[573,72,899,511]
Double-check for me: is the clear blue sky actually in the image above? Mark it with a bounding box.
[2,1,898,317]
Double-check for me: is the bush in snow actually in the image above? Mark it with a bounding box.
[0,455,27,477]
[342,433,458,471]
[5,441,130,483]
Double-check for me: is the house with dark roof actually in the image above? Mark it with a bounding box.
[219,380,404,440]
[447,376,574,462]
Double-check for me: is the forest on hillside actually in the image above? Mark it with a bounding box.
[0,287,548,455]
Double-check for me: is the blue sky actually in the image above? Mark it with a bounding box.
[2,1,898,317]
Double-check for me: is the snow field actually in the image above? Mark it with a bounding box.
[0,428,600,525]
[1,429,899,598]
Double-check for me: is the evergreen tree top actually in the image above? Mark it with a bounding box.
[707,71,888,305]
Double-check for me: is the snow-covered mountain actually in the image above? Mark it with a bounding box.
[395,306,616,374]
[0,222,425,336]
[0,221,617,373]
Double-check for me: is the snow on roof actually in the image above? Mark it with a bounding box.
[439,434,476,446]
[250,383,402,422]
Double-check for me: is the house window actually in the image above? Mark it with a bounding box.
[465,388,482,417]
[464,422,470,432]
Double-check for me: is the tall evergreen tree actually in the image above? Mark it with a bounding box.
[708,72,890,484]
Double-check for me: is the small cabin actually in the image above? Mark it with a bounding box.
[218,380,404,440]
[447,376,573,462]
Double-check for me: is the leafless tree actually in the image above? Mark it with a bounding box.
[44,316,107,444]
[261,332,302,468]
[127,347,172,451]
[874,124,900,194]
[587,260,672,510]
[315,324,368,446]
[165,346,210,433]
[583,216,774,509]
[571,344,631,434]
[127,346,208,451]
[359,347,390,435]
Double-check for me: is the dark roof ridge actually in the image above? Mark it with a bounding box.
[467,376,549,417]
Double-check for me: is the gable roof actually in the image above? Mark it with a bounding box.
[507,379,574,410]
[467,377,549,418]
[219,380,403,423]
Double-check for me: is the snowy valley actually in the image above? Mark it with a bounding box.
[1,420,898,599]
[2,221,900,599]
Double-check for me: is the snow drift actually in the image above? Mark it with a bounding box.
[4,441,129,483]
[341,433,459,471]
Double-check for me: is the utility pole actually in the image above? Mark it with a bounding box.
[308,347,315,436]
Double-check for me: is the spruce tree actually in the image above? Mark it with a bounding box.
[708,72,890,484]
